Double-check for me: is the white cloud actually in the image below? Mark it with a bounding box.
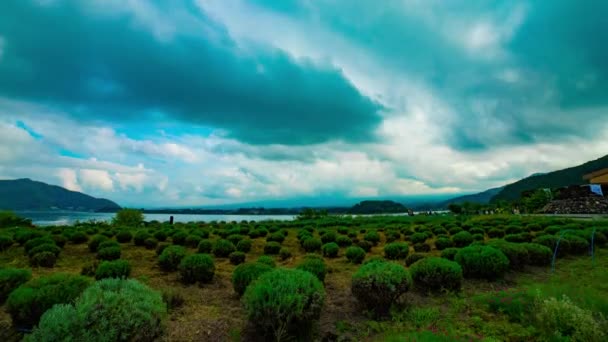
[79,169,114,191]
[56,168,82,192]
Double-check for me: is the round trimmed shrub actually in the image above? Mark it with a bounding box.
[351,260,411,317]
[441,248,460,261]
[185,235,202,248]
[321,231,337,244]
[179,254,215,284]
[364,231,380,245]
[97,246,121,261]
[296,255,327,282]
[279,247,292,261]
[0,235,13,251]
[564,235,589,254]
[322,242,339,258]
[236,239,252,253]
[7,273,91,328]
[435,237,453,251]
[267,232,286,243]
[213,239,236,257]
[133,231,151,246]
[303,237,322,252]
[98,240,120,250]
[243,268,325,340]
[452,231,473,248]
[505,233,532,243]
[88,234,109,252]
[158,245,187,271]
[357,240,373,252]
[256,255,276,268]
[144,237,159,250]
[197,239,213,253]
[410,257,462,292]
[405,253,425,267]
[231,262,273,296]
[171,231,187,245]
[95,259,131,280]
[336,235,352,247]
[409,232,427,244]
[522,243,552,266]
[264,241,282,255]
[24,237,55,254]
[488,228,505,238]
[229,251,246,265]
[487,240,529,270]
[384,242,409,260]
[345,246,366,264]
[413,242,430,253]
[116,231,132,243]
[153,230,167,242]
[455,245,509,280]
[156,243,170,256]
[27,278,166,342]
[28,243,61,258]
[0,268,31,304]
[30,251,57,267]
[69,232,88,244]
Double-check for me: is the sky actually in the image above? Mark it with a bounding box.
[1,0,607,207]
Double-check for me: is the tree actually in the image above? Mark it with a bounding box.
[447,204,463,215]
[112,209,144,227]
[521,189,552,213]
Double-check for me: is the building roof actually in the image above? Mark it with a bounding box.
[583,168,608,180]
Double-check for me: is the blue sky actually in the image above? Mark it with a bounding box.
[1,0,607,207]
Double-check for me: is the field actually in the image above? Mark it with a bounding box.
[1,213,607,341]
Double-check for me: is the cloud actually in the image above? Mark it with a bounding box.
[0,1,381,145]
[79,169,114,191]
[56,168,82,192]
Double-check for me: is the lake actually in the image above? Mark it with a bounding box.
[17,211,296,226]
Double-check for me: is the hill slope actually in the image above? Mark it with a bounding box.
[491,154,608,202]
[0,179,121,211]
[441,187,503,206]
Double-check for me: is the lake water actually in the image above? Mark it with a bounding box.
[17,211,296,226]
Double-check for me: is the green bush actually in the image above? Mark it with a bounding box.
[455,246,509,280]
[563,235,589,255]
[171,231,187,245]
[351,260,412,317]
[413,242,431,253]
[267,232,286,243]
[485,290,534,323]
[322,242,339,258]
[7,273,91,328]
[144,237,159,250]
[14,229,43,245]
[153,230,167,242]
[243,268,325,340]
[179,254,215,284]
[98,240,120,250]
[0,268,31,304]
[184,235,202,248]
[236,239,252,253]
[197,239,213,253]
[303,237,322,252]
[358,240,373,252]
[345,246,366,264]
[264,241,282,255]
[229,251,246,265]
[231,262,273,296]
[213,239,236,257]
[410,257,462,292]
[364,231,381,245]
[410,232,427,244]
[24,237,55,255]
[488,228,505,238]
[27,243,61,258]
[30,251,57,268]
[452,231,473,248]
[279,247,292,261]
[97,246,121,261]
[115,231,132,243]
[296,254,327,282]
[384,242,409,260]
[536,295,605,342]
[156,243,170,256]
[434,237,453,250]
[321,231,337,244]
[88,234,109,252]
[441,248,460,261]
[158,245,187,271]
[405,253,425,267]
[522,243,552,266]
[26,278,166,342]
[488,240,529,270]
[95,259,131,280]
[257,255,276,268]
[69,232,88,244]
[133,231,151,246]
[336,235,352,247]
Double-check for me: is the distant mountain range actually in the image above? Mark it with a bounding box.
[439,154,608,207]
[0,179,121,212]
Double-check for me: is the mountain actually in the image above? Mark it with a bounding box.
[491,154,608,202]
[441,187,504,206]
[349,200,408,214]
[0,179,121,212]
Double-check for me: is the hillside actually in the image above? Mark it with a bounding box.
[441,187,503,207]
[349,200,408,214]
[0,178,121,211]
[491,154,608,202]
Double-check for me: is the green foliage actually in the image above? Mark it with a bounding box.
[243,268,325,341]
[405,253,426,267]
[536,295,606,342]
[488,228,505,238]
[563,235,589,254]
[0,234,14,250]
[7,273,91,328]
[30,251,57,268]
[410,232,427,244]
[321,242,339,258]
[410,257,462,292]
[336,235,352,247]
[364,231,380,245]
[320,231,337,244]
[384,242,409,260]
[95,260,131,280]
[302,237,322,252]
[264,241,282,255]
[158,245,187,271]
[97,246,121,261]
[487,240,529,270]
[522,243,552,266]
[213,239,236,257]
[14,229,43,245]
[452,231,473,247]
[345,246,366,264]
[184,235,201,248]
[24,237,55,255]
[0,268,31,304]
[483,290,535,323]
[414,242,431,253]
[231,262,273,296]
[440,248,460,261]
[115,230,132,243]
[296,255,327,282]
[133,230,151,246]
[144,237,159,250]
[455,245,510,280]
[434,237,453,250]
[171,231,187,245]
[357,240,373,252]
[88,234,108,252]
[112,209,144,227]
[351,260,411,317]
[236,239,252,253]
[229,251,246,265]
[69,231,88,244]
[162,288,185,311]
[0,211,32,228]
[27,278,166,342]
[267,232,286,243]
[197,239,213,253]
[257,255,276,268]
[179,254,215,284]
[279,247,292,260]
[28,243,61,258]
